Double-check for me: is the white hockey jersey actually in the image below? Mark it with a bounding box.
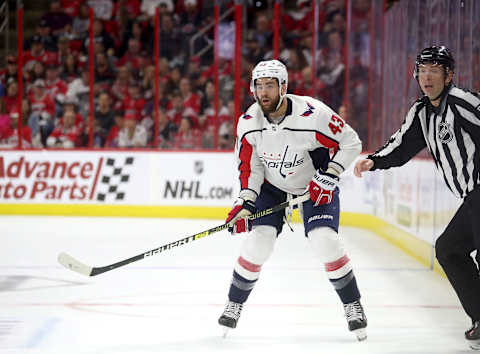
[235,94,362,200]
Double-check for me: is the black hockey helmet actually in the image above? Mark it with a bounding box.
[414,46,455,79]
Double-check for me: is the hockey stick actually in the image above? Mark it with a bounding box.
[58,193,310,277]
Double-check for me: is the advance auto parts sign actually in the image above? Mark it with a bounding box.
[0,152,141,204]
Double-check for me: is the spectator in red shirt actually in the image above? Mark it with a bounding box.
[45,64,68,102]
[0,110,32,148]
[117,38,143,72]
[105,110,124,147]
[3,79,19,114]
[113,0,141,20]
[60,0,83,18]
[46,110,82,148]
[174,115,201,149]
[179,77,201,114]
[23,36,57,71]
[122,83,146,121]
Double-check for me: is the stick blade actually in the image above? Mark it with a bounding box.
[58,252,93,276]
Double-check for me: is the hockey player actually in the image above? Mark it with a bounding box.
[219,59,367,341]
[354,46,480,350]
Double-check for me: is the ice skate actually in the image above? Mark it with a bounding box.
[344,300,367,341]
[218,301,243,337]
[465,320,480,350]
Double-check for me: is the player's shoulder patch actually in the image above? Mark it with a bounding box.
[241,113,253,120]
[300,101,315,117]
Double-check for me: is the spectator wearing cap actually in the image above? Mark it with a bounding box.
[118,113,147,148]
[0,110,32,148]
[28,79,55,146]
[23,20,54,51]
[141,0,174,17]
[0,55,18,85]
[46,110,83,148]
[40,0,72,36]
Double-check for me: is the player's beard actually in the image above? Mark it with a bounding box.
[258,95,281,114]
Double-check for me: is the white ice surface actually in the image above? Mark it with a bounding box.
[0,215,473,354]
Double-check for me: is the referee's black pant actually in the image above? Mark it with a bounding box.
[436,187,480,322]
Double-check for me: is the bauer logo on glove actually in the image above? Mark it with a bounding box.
[309,170,339,206]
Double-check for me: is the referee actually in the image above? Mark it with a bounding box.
[354,46,480,350]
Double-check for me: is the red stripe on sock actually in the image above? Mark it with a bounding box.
[325,255,350,272]
[238,257,262,273]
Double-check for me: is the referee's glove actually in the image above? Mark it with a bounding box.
[226,198,257,235]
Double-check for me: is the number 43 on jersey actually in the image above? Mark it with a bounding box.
[329,115,345,135]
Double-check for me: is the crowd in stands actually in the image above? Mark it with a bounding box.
[0,0,366,149]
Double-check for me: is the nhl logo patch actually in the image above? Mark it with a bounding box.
[438,122,453,144]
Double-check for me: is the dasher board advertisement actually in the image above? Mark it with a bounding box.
[0,151,235,206]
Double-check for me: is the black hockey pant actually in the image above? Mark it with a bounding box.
[435,186,480,321]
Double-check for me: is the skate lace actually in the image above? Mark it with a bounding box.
[223,301,243,320]
[344,301,364,322]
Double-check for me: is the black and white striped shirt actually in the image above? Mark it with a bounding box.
[368,85,480,199]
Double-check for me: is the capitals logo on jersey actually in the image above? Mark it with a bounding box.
[301,102,315,117]
[260,145,304,178]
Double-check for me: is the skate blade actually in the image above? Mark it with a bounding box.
[221,326,230,338]
[353,328,367,342]
[468,339,480,350]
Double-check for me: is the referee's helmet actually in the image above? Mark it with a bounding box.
[414,46,455,79]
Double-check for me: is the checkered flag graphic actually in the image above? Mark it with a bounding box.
[96,157,134,202]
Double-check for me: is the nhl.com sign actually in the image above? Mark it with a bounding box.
[0,153,135,203]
